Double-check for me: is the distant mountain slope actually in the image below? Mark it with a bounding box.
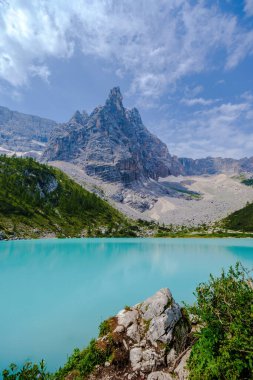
[179,157,253,175]
[224,200,253,232]
[0,106,56,157]
[0,156,128,239]
[42,87,180,184]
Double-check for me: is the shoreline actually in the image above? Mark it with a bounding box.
[2,233,253,242]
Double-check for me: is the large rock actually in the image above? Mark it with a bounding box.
[174,350,191,380]
[87,288,191,379]
[147,372,173,380]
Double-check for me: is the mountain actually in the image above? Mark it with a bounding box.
[42,88,253,181]
[179,156,253,176]
[223,199,253,232]
[0,156,131,239]
[1,92,253,180]
[0,105,56,158]
[42,87,179,184]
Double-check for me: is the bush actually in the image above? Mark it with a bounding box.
[54,339,111,379]
[2,360,51,380]
[187,263,253,380]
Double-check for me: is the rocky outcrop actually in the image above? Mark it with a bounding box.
[85,288,192,380]
[178,156,253,175]
[0,106,56,156]
[42,87,177,184]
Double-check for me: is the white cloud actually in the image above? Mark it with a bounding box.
[152,96,253,158]
[30,65,50,83]
[244,0,253,16]
[181,97,217,106]
[0,0,253,98]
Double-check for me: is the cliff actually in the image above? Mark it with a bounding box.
[0,105,56,157]
[42,87,177,184]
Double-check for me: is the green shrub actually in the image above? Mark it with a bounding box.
[187,263,253,380]
[54,339,111,379]
[0,156,127,238]
[99,319,111,337]
[2,360,51,380]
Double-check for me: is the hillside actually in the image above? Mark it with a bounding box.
[0,156,130,239]
[224,200,253,232]
[0,105,56,157]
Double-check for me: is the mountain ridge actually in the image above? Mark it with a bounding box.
[42,87,177,184]
[1,89,253,179]
[0,105,56,158]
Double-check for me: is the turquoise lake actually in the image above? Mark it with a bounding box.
[0,238,253,374]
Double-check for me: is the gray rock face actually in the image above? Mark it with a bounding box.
[42,87,176,184]
[147,372,174,380]
[89,288,191,380]
[0,106,56,156]
[178,156,253,175]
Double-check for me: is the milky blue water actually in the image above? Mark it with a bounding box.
[0,238,253,374]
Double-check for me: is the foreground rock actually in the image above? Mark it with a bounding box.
[86,288,192,380]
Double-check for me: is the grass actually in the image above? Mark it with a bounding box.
[242,178,253,186]
[223,201,253,233]
[0,155,130,239]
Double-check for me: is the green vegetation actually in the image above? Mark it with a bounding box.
[99,319,112,337]
[242,178,253,186]
[154,222,253,238]
[1,156,253,239]
[53,340,112,379]
[223,201,253,232]
[0,156,132,239]
[3,360,51,380]
[187,263,253,380]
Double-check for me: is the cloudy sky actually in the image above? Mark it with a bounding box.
[0,0,253,158]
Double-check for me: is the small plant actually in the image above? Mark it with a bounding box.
[2,359,51,380]
[143,318,151,332]
[99,319,111,337]
[187,263,253,380]
[54,339,112,379]
[124,305,131,311]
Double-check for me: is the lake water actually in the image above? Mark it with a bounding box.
[0,238,253,374]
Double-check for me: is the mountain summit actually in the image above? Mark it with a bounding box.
[43,87,177,184]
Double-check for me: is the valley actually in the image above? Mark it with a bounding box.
[50,160,253,227]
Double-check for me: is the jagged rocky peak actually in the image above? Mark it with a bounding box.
[69,110,88,125]
[42,87,177,183]
[126,107,143,125]
[105,86,124,111]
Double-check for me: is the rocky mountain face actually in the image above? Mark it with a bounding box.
[42,88,253,182]
[0,106,56,158]
[179,157,253,176]
[2,91,253,180]
[42,88,178,184]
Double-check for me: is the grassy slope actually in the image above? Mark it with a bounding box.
[224,201,253,232]
[0,156,129,239]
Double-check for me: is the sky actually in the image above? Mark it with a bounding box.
[0,0,253,159]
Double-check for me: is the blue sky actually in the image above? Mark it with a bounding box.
[0,0,253,158]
